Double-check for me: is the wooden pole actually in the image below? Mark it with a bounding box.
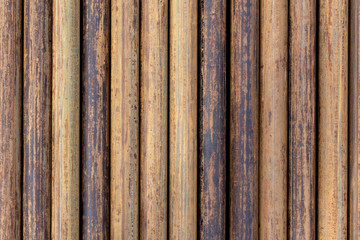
[23,0,52,238]
[318,0,348,238]
[52,0,80,239]
[0,0,22,238]
[288,0,316,238]
[140,0,168,239]
[111,0,139,239]
[229,0,259,239]
[199,0,226,239]
[259,0,288,238]
[169,0,197,239]
[82,0,110,238]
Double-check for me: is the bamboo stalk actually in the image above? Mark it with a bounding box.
[52,0,80,239]
[23,0,52,238]
[82,0,110,238]
[199,0,226,239]
[318,0,348,238]
[111,0,139,239]
[140,0,168,239]
[169,0,197,239]
[229,0,259,239]
[259,0,288,238]
[288,0,316,239]
[0,0,22,239]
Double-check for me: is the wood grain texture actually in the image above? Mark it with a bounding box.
[23,0,52,239]
[318,0,348,239]
[169,0,197,239]
[259,0,288,239]
[111,0,139,239]
[349,0,359,238]
[140,0,168,239]
[0,0,22,239]
[199,0,226,239]
[229,0,259,239]
[288,0,316,239]
[82,0,110,238]
[52,0,80,239]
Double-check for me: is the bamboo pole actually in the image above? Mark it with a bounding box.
[52,0,80,239]
[111,0,139,239]
[23,0,52,239]
[318,0,348,238]
[229,0,259,239]
[288,0,316,239]
[140,0,168,239]
[199,0,226,239]
[0,0,22,239]
[169,0,197,239]
[259,0,288,238]
[349,0,359,238]
[82,0,110,238]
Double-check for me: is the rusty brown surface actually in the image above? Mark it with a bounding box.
[318,0,348,239]
[82,0,110,239]
[229,0,259,239]
[288,0,316,239]
[111,0,139,239]
[169,1,198,239]
[52,0,80,239]
[23,0,52,239]
[199,0,226,239]
[259,0,288,239]
[140,0,168,239]
[0,0,22,239]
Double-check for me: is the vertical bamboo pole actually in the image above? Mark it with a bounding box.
[140,0,168,239]
[259,0,288,239]
[288,0,316,239]
[23,0,52,239]
[0,0,22,239]
[169,0,197,239]
[82,0,110,238]
[318,0,348,239]
[349,0,359,238]
[52,0,80,239]
[229,0,259,239]
[111,0,139,239]
[199,0,226,239]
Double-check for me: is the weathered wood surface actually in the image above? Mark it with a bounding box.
[140,0,168,239]
[318,0,348,239]
[199,0,226,239]
[288,0,316,239]
[82,0,110,238]
[229,0,259,239]
[111,0,139,239]
[259,0,288,239]
[349,0,359,238]
[52,0,80,239]
[169,0,197,239]
[0,0,22,239]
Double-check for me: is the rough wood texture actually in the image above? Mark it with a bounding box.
[140,0,168,239]
[259,0,288,239]
[169,1,197,239]
[199,0,226,239]
[111,0,139,239]
[288,0,316,239]
[82,0,110,238]
[318,0,348,239]
[229,0,259,239]
[23,0,52,239]
[0,0,22,239]
[349,0,359,238]
[52,0,80,239]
